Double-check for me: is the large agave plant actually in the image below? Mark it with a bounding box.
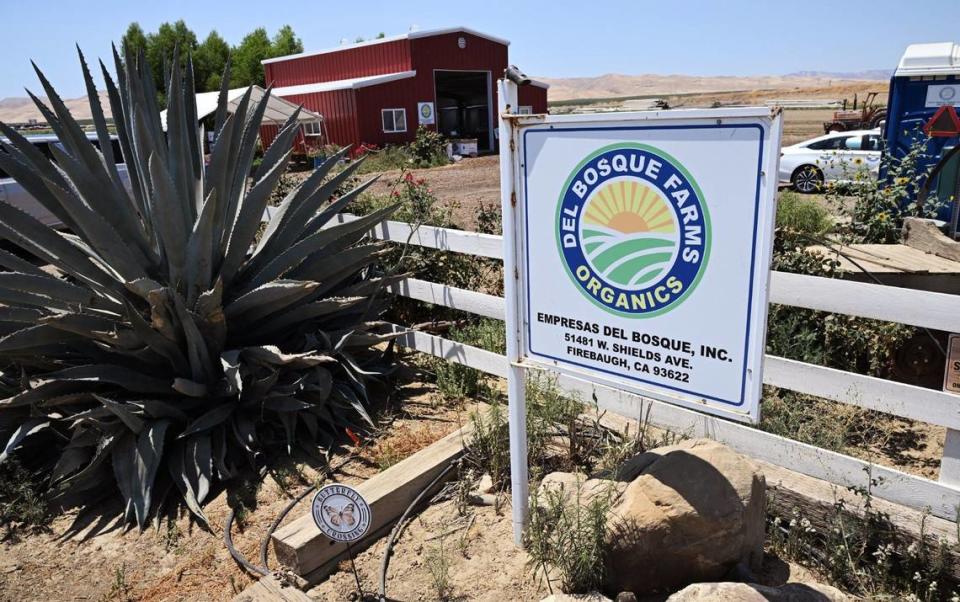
[0,47,400,528]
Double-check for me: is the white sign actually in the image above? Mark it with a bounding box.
[946,334,960,394]
[926,85,960,108]
[514,109,781,423]
[311,484,371,543]
[418,102,435,125]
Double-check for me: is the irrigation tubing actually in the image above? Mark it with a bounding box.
[378,462,458,602]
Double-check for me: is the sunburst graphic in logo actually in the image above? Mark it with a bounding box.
[579,180,678,289]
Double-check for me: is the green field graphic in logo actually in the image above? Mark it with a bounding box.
[580,180,678,289]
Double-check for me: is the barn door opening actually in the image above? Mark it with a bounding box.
[434,70,493,152]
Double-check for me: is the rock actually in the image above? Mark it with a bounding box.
[615,592,637,602]
[540,593,612,602]
[604,439,766,594]
[475,473,495,494]
[666,581,849,601]
[468,493,497,506]
[538,472,627,507]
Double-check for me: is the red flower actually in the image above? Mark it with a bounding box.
[345,427,361,446]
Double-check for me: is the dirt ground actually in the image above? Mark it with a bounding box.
[0,361,478,602]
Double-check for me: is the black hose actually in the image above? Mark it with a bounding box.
[378,462,458,602]
[259,484,318,570]
[224,508,270,578]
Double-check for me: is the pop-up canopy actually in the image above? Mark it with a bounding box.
[160,85,322,130]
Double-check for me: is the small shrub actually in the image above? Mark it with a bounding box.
[0,456,48,535]
[475,202,503,236]
[425,534,455,600]
[777,191,833,236]
[526,477,614,594]
[409,126,449,168]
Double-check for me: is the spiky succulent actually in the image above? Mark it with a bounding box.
[0,47,400,528]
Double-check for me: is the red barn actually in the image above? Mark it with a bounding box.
[260,26,548,154]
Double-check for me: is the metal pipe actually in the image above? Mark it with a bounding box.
[497,78,529,547]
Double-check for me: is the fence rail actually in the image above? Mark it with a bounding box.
[357,213,960,520]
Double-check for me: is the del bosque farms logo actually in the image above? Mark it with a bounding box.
[556,143,711,317]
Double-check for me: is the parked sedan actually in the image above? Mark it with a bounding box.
[779,129,882,193]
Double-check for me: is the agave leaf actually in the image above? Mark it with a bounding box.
[173,378,207,398]
[224,280,319,319]
[245,296,367,339]
[95,394,146,434]
[0,248,46,277]
[242,345,337,367]
[0,198,121,294]
[0,325,86,353]
[0,272,93,305]
[218,146,294,285]
[77,46,122,188]
[167,440,208,526]
[179,404,235,439]
[0,418,49,463]
[263,397,313,412]
[40,364,172,394]
[147,154,188,283]
[184,190,217,304]
[185,434,213,504]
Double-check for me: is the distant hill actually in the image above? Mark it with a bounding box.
[536,73,889,102]
[785,70,892,81]
[0,91,111,124]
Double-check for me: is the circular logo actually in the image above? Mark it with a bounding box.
[311,484,372,542]
[421,104,433,119]
[556,143,710,317]
[939,86,957,102]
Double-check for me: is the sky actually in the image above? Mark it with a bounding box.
[1,0,958,99]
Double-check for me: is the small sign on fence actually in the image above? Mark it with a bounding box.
[946,334,960,394]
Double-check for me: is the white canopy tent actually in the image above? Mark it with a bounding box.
[160,85,323,132]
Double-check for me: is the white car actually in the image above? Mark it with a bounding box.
[0,133,128,228]
[778,129,882,193]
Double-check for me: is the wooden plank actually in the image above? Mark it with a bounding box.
[389,328,960,521]
[232,577,314,602]
[386,282,960,429]
[761,460,960,581]
[390,278,505,320]
[271,407,481,580]
[763,356,960,431]
[769,271,960,332]
[390,326,509,379]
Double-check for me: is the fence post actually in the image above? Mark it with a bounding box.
[941,429,960,487]
[497,78,529,546]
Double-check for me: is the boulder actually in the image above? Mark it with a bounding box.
[666,581,849,601]
[604,439,766,594]
[538,472,626,507]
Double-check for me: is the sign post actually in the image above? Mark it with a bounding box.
[498,78,782,545]
[498,79,529,546]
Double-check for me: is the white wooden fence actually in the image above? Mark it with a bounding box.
[332,213,960,522]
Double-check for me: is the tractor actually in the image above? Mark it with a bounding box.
[822,91,887,133]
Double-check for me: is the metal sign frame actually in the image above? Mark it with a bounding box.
[497,79,782,544]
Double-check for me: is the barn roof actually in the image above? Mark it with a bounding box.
[160,85,322,130]
[273,71,418,97]
[262,27,510,66]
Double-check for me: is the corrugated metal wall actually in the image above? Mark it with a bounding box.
[265,39,413,87]
[259,89,359,151]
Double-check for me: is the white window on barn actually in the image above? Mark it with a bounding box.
[381,108,407,133]
[303,120,322,136]
[518,106,534,115]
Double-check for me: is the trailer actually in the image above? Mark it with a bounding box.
[883,42,960,235]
